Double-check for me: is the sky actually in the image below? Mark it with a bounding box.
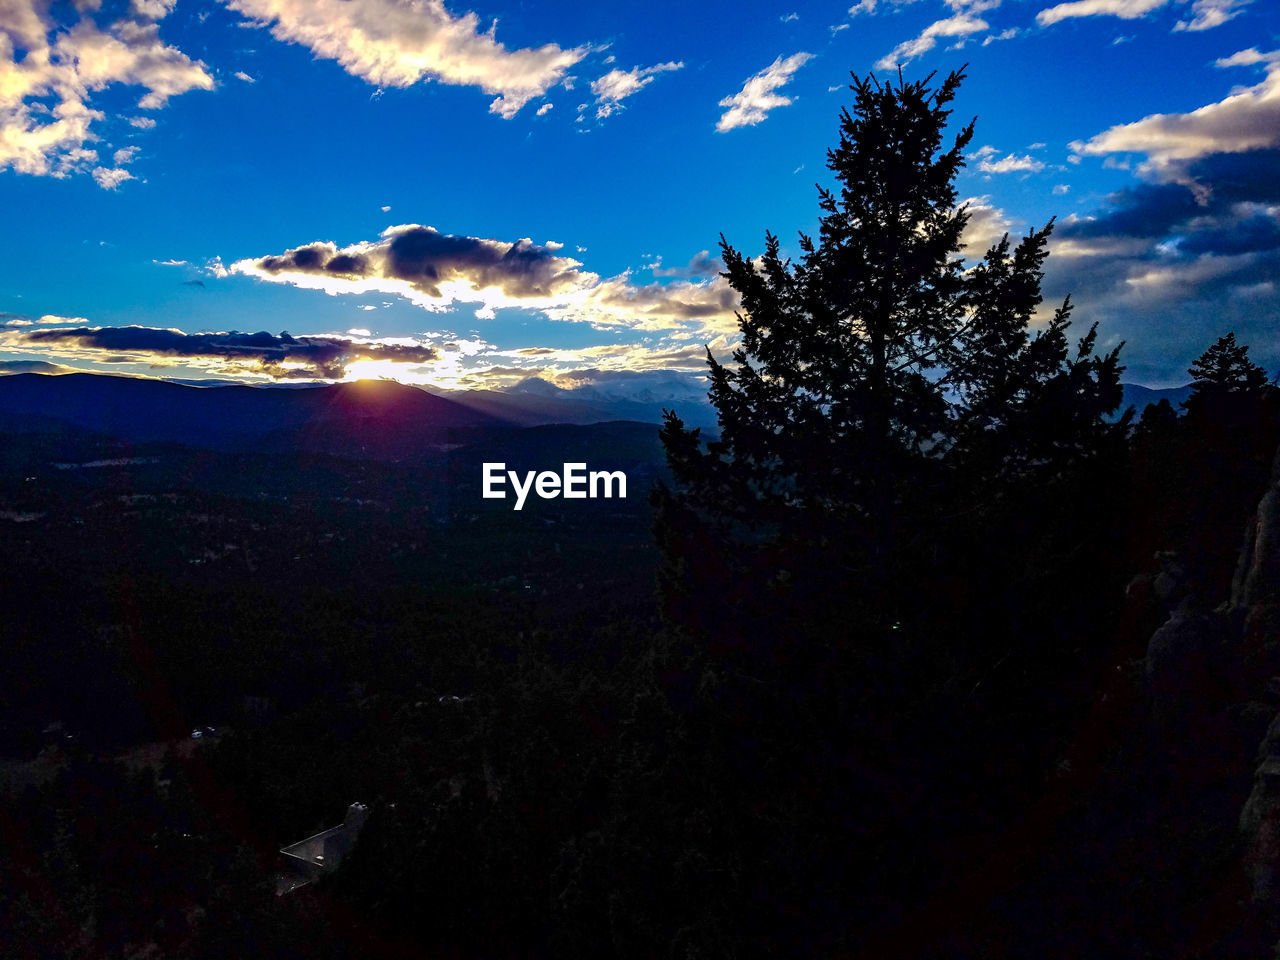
[0,0,1277,393]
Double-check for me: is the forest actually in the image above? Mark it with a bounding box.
[2,69,1280,958]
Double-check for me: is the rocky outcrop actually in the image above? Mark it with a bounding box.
[1143,553,1230,729]
[1234,448,1280,905]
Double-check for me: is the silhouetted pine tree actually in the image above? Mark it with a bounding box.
[654,68,1125,651]
[1178,333,1279,597]
[644,68,1132,956]
[1185,332,1270,411]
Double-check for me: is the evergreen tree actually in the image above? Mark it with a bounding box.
[655,68,1125,644]
[1185,332,1270,410]
[1176,333,1279,596]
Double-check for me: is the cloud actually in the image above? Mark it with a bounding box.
[1215,47,1278,68]
[91,166,133,189]
[958,195,1021,257]
[589,61,682,119]
[1069,53,1280,185]
[5,325,440,380]
[650,250,723,278]
[716,52,813,132]
[221,0,588,118]
[876,0,999,69]
[1035,0,1167,27]
[231,224,741,334]
[1043,146,1280,382]
[1175,0,1252,30]
[849,0,877,15]
[977,152,1046,173]
[536,102,553,116]
[1,1,212,184]
[982,27,1020,44]
[1034,0,1250,27]
[444,339,737,393]
[1,312,90,326]
[129,116,157,129]
[234,70,256,83]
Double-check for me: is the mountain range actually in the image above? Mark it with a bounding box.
[0,371,1191,462]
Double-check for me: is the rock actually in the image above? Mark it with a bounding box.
[1145,608,1227,726]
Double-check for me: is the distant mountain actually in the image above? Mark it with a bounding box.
[433,377,719,430]
[1120,382,1192,418]
[445,378,1198,430]
[0,373,503,459]
[0,372,1194,460]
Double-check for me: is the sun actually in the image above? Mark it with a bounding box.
[342,359,440,386]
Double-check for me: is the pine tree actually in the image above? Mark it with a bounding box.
[654,68,1125,642]
[1177,333,1279,596]
[1184,332,1270,412]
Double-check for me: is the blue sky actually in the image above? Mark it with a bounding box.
[1,0,1277,391]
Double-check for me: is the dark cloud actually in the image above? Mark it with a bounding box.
[15,326,438,380]
[235,225,741,333]
[1060,183,1201,240]
[1046,147,1280,383]
[385,228,580,298]
[1060,150,1280,252]
[1190,149,1280,205]
[247,226,584,301]
[1179,216,1280,256]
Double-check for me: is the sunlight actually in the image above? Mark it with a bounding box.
[341,359,441,386]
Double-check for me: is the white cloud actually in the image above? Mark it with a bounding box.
[849,0,877,15]
[1034,0,1246,29]
[1053,183,1070,194]
[222,0,588,118]
[1069,54,1280,183]
[536,102,553,116]
[132,0,177,18]
[977,152,1046,173]
[129,116,157,129]
[234,70,256,82]
[1035,0,1167,27]
[1175,0,1251,30]
[91,166,134,189]
[958,195,1020,258]
[1214,47,1279,68]
[981,27,1019,44]
[113,145,139,165]
[716,52,813,133]
[0,1,212,183]
[876,0,1000,70]
[589,61,682,119]
[781,11,801,21]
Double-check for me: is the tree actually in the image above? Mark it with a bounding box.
[654,68,1125,644]
[1173,333,1279,596]
[1185,332,1270,410]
